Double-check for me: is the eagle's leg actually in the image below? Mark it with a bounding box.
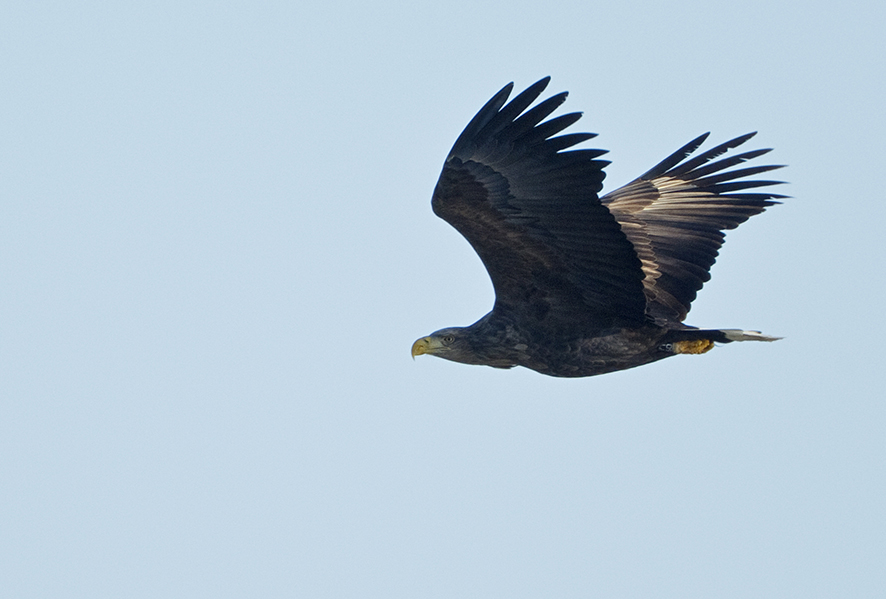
[672,339,715,354]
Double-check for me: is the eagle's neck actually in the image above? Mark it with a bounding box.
[462,311,528,368]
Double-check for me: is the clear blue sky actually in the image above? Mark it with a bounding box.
[2,1,884,597]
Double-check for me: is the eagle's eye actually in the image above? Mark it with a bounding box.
[442,335,455,344]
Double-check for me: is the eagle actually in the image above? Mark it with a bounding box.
[411,77,785,377]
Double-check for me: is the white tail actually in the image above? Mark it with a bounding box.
[721,329,782,342]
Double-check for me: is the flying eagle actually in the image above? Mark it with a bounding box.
[411,77,785,377]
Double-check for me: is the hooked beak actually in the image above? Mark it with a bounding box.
[411,337,432,359]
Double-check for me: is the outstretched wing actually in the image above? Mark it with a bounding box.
[431,78,646,330]
[601,133,786,324]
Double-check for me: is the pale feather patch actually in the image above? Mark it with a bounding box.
[721,329,782,342]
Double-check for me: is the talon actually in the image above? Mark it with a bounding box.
[672,339,715,354]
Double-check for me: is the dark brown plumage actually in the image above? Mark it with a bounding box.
[411,77,785,377]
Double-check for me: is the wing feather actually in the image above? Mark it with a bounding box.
[602,133,786,324]
[432,78,647,330]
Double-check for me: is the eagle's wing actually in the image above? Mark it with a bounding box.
[601,133,787,325]
[431,78,647,330]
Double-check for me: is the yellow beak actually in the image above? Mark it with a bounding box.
[411,337,431,359]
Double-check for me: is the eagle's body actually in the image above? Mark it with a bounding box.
[412,78,784,378]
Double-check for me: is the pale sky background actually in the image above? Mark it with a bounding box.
[2,1,884,597]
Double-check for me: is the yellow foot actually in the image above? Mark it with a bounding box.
[672,339,715,355]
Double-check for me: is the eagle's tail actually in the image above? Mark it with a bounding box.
[661,328,781,355]
[715,329,782,342]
